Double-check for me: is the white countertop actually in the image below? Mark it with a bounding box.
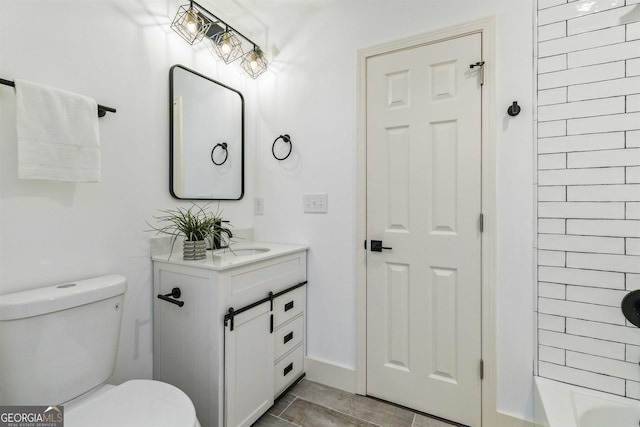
[151,241,308,271]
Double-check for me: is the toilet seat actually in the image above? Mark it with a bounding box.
[65,380,199,427]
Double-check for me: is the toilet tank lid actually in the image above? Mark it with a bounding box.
[0,275,127,321]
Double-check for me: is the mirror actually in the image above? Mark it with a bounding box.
[170,64,244,200]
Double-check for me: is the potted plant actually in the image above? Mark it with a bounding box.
[147,203,232,260]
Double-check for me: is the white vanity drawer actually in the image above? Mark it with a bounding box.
[274,343,304,397]
[274,285,305,327]
[274,314,304,361]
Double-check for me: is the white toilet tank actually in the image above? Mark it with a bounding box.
[0,275,127,405]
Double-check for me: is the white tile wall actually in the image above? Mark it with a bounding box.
[536,0,640,398]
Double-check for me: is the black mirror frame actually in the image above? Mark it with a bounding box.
[169,64,245,200]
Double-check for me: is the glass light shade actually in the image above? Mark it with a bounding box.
[171,5,211,45]
[240,48,268,79]
[210,31,244,64]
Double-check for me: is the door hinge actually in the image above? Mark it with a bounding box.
[470,61,485,86]
[479,213,484,233]
[480,359,484,380]
[364,240,367,250]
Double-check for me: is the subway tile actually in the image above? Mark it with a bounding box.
[539,313,566,331]
[539,361,625,395]
[538,0,625,26]
[629,130,640,147]
[539,345,566,364]
[568,112,640,135]
[539,218,567,234]
[539,62,625,89]
[627,381,640,399]
[567,317,640,345]
[538,0,567,10]
[539,186,567,201]
[538,153,567,169]
[567,219,640,237]
[538,168,624,185]
[539,55,568,74]
[539,297,626,324]
[628,58,640,77]
[628,202,640,219]
[539,22,568,42]
[539,201,625,218]
[539,87,568,106]
[628,274,640,290]
[539,233,625,253]
[566,351,640,381]
[539,26,625,58]
[626,344,640,362]
[567,184,640,201]
[540,282,567,298]
[567,148,640,168]
[567,252,640,273]
[569,40,640,68]
[539,250,567,266]
[628,94,640,112]
[539,329,625,359]
[566,285,628,306]
[628,166,640,183]
[627,238,640,255]
[539,120,567,138]
[568,5,640,35]
[568,76,640,102]
[538,132,625,153]
[538,266,625,288]
[539,97,625,121]
[628,22,640,41]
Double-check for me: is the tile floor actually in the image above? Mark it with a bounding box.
[254,379,462,427]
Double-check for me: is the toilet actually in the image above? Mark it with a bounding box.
[0,274,200,427]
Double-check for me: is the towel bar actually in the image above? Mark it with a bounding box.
[0,78,116,117]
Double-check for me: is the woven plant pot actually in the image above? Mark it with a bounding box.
[183,239,206,260]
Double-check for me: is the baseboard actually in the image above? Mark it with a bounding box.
[497,410,534,427]
[304,356,356,393]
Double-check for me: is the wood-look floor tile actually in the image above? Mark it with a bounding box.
[269,393,296,416]
[280,398,377,427]
[288,380,414,427]
[253,413,300,427]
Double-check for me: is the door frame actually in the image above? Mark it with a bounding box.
[355,16,497,427]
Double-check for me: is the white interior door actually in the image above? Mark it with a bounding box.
[366,33,483,427]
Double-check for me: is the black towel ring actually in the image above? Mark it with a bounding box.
[272,134,292,161]
[211,142,229,166]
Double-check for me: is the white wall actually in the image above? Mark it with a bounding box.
[0,0,257,383]
[0,0,536,421]
[250,0,535,419]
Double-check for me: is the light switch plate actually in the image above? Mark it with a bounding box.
[303,193,328,213]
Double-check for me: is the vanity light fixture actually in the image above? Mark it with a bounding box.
[240,46,269,79]
[171,3,211,45]
[211,28,244,64]
[171,1,268,78]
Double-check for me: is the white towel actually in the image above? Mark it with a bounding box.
[15,79,101,182]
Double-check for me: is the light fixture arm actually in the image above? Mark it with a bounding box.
[190,1,261,51]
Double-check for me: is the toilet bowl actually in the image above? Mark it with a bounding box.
[0,275,200,427]
[65,380,200,427]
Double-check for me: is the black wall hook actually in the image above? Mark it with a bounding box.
[272,134,292,161]
[507,101,521,117]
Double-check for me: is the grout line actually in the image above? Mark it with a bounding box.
[278,396,299,418]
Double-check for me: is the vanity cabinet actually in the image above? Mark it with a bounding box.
[152,244,307,427]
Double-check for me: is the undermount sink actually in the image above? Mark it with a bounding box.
[228,248,270,256]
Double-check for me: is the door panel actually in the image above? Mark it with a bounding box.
[366,33,482,427]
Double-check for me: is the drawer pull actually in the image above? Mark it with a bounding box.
[284,331,294,344]
[284,301,294,312]
[283,363,293,376]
